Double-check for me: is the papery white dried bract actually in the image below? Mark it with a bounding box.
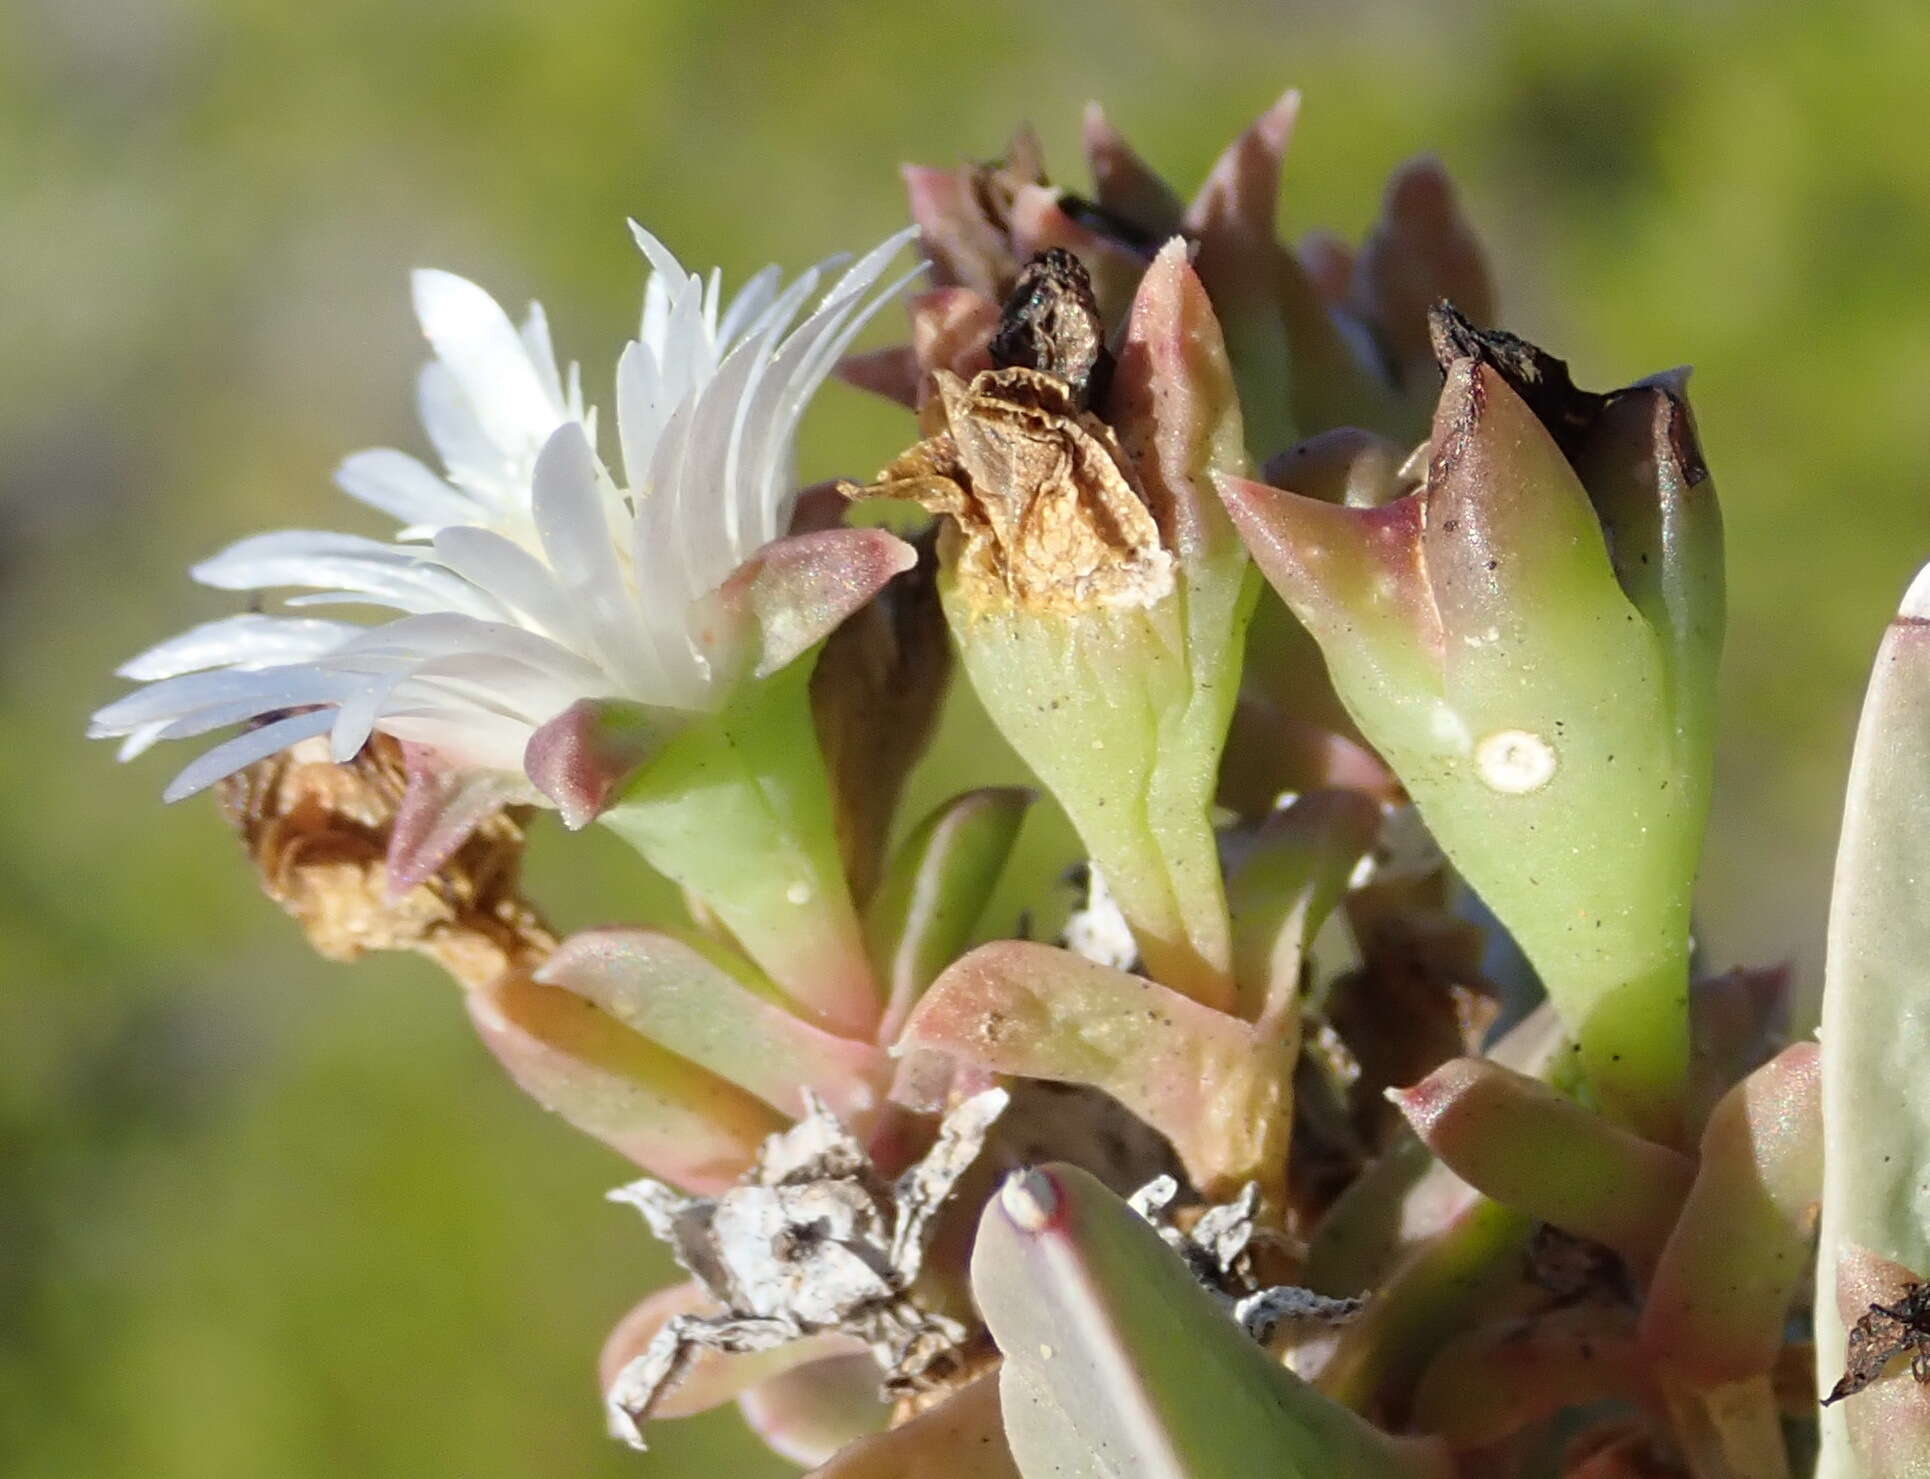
[604,1088,1008,1449]
[1130,1175,1364,1345]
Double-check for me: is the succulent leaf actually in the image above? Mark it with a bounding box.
[972,1162,1453,1478]
[1225,788,1381,1028]
[866,788,1035,1040]
[806,1372,1020,1478]
[1390,1057,1694,1272]
[899,941,1290,1198]
[466,974,783,1192]
[1816,564,1930,1477]
[1642,1042,1821,1387]
[1220,331,1723,1144]
[537,927,890,1124]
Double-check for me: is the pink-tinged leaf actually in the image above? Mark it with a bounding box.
[1006,183,1148,325]
[1390,1057,1694,1273]
[738,1353,889,1467]
[1296,229,1355,304]
[1826,1245,1930,1476]
[902,163,1017,300]
[910,287,999,384]
[1217,692,1395,820]
[1259,427,1413,510]
[974,1164,1454,1478]
[899,941,1289,1198]
[1226,789,1381,1030]
[1688,962,1792,1134]
[598,1282,863,1421]
[837,345,923,409]
[1110,240,1246,561]
[386,744,533,895]
[1081,101,1184,236]
[537,927,890,1124]
[523,697,679,831]
[1184,90,1407,449]
[1184,88,1300,261]
[1309,1007,1568,1412]
[1215,474,1443,689]
[1411,1303,1650,1450]
[867,788,1035,1041]
[806,1371,1018,1478]
[1182,90,1302,458]
[902,164,976,289]
[1642,1043,1821,1387]
[1349,156,1495,391]
[466,974,783,1193]
[723,527,919,679]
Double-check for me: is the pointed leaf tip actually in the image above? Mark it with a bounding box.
[727,527,918,679]
[524,697,674,830]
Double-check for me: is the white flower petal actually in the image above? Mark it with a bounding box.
[91,665,359,733]
[117,614,359,680]
[161,710,339,803]
[107,225,917,806]
[715,263,784,349]
[411,268,562,460]
[519,301,567,411]
[530,424,661,695]
[416,361,501,497]
[335,447,483,531]
[193,530,501,618]
[432,525,583,646]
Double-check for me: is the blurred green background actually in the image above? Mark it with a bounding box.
[6,0,1930,1473]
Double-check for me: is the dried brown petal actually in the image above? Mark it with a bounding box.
[218,733,552,988]
[843,367,1172,614]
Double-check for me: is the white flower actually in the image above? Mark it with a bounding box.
[92,225,920,816]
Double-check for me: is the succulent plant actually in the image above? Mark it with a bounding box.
[92,85,1930,1478]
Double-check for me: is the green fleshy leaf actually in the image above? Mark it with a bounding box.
[1225,788,1381,1028]
[973,1162,1453,1479]
[738,1353,889,1468]
[1816,566,1930,1477]
[866,788,1035,1039]
[601,659,879,1039]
